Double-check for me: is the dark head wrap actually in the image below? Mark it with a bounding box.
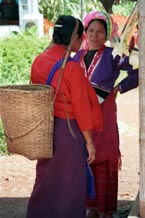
[53,15,84,46]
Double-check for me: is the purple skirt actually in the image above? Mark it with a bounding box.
[27,117,87,218]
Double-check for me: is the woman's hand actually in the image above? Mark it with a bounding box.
[86,141,96,164]
[81,130,96,164]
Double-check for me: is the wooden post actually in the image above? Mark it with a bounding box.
[139,0,145,217]
[80,0,85,19]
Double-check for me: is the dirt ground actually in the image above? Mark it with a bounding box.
[0,88,139,218]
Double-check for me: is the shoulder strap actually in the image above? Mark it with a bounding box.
[46,56,76,138]
[46,57,73,85]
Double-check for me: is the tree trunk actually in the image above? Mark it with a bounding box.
[99,0,114,14]
[139,0,145,217]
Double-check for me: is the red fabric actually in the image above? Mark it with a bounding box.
[31,44,103,132]
[93,91,120,163]
[86,92,120,214]
[87,160,118,214]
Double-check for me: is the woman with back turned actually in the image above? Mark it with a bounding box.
[26,15,102,218]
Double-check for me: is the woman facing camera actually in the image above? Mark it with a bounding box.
[74,11,138,218]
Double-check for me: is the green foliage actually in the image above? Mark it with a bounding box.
[0,121,7,155]
[38,0,136,22]
[0,32,49,85]
[39,0,81,21]
[87,0,136,16]
[0,32,49,155]
[63,0,81,18]
[113,1,136,16]
[39,0,63,21]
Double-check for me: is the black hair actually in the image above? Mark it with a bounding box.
[85,18,107,36]
[53,15,84,46]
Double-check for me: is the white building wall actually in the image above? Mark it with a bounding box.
[19,0,44,37]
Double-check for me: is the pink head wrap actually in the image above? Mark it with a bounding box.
[82,11,118,49]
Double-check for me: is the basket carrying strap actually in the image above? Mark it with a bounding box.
[46,57,73,85]
[46,56,77,138]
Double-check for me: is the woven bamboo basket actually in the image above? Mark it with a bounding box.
[0,84,54,160]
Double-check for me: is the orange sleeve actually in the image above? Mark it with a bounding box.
[65,63,103,131]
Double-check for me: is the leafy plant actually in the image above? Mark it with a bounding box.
[0,32,49,154]
[113,1,136,16]
[38,0,136,22]
[0,33,48,85]
[87,0,136,16]
[39,0,81,21]
[39,0,63,21]
[0,121,7,155]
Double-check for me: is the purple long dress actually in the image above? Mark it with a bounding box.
[27,117,87,218]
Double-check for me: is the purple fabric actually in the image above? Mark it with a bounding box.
[27,117,87,218]
[73,47,138,93]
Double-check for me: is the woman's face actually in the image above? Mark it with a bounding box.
[86,20,107,50]
[72,36,83,52]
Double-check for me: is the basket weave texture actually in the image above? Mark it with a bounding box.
[0,84,54,160]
